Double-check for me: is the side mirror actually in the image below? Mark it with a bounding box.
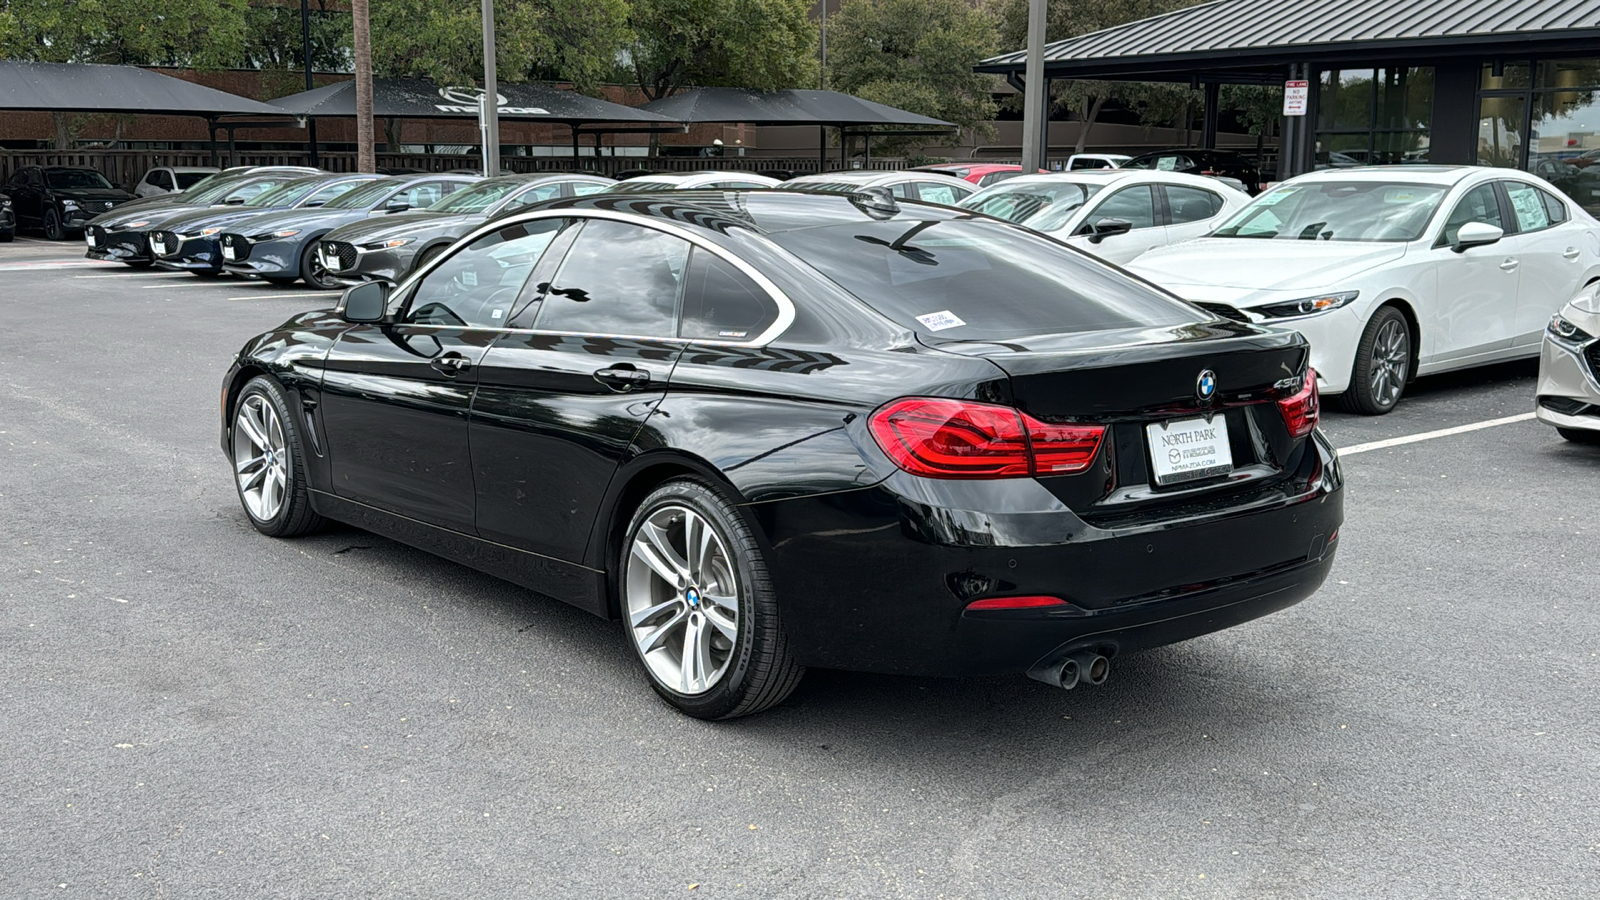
[1088,217,1134,244]
[384,199,411,213]
[304,200,326,208]
[339,281,390,323]
[1452,221,1503,253]
[223,197,245,205]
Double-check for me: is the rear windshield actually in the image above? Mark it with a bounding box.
[244,177,326,207]
[323,179,402,209]
[1212,181,1445,242]
[962,181,1106,231]
[431,178,526,213]
[770,217,1204,341]
[607,181,678,192]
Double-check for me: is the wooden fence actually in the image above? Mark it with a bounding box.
[0,149,919,190]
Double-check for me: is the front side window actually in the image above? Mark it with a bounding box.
[1439,183,1503,245]
[915,183,964,205]
[304,180,366,206]
[245,178,324,208]
[404,219,564,328]
[1084,185,1157,231]
[1125,154,1194,173]
[1165,185,1224,224]
[151,170,174,190]
[679,248,779,341]
[1215,181,1445,242]
[533,219,691,337]
[225,181,283,203]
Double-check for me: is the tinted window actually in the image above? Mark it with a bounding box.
[46,169,114,190]
[324,179,403,209]
[1541,187,1569,225]
[680,248,779,341]
[431,179,526,213]
[151,170,174,190]
[1165,185,1224,223]
[1126,154,1194,173]
[175,172,212,189]
[964,181,1105,231]
[405,219,563,328]
[915,182,963,205]
[771,218,1204,341]
[1505,181,1562,232]
[1440,183,1503,245]
[1086,185,1157,230]
[534,219,690,337]
[1217,181,1446,242]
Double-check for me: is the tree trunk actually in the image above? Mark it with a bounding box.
[1074,95,1106,155]
[352,0,376,173]
[52,113,73,151]
[384,117,402,152]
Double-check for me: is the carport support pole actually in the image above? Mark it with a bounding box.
[1201,81,1220,150]
[819,126,827,173]
[1018,0,1048,174]
[481,0,500,176]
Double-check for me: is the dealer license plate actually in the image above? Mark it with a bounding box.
[85,232,97,248]
[221,244,236,261]
[1146,415,1233,486]
[150,238,167,255]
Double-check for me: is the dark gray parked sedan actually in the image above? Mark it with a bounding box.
[316,173,614,286]
[219,174,478,288]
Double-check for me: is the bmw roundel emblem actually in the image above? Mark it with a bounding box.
[1196,369,1218,404]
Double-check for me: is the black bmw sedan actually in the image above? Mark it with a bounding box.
[317,173,614,286]
[220,189,1342,719]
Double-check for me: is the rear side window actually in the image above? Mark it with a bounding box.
[534,219,690,338]
[1506,181,1565,232]
[679,248,778,341]
[1541,187,1569,226]
[175,171,212,189]
[572,182,609,196]
[1165,185,1224,223]
[771,218,1204,341]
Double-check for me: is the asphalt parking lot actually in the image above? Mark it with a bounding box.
[2,234,1597,899]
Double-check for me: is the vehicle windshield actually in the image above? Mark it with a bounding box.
[430,178,527,213]
[770,217,1204,341]
[779,181,870,193]
[607,181,678,192]
[182,175,257,204]
[962,181,1106,231]
[175,171,213,190]
[244,177,327,208]
[323,179,402,210]
[1212,181,1446,242]
[46,169,114,190]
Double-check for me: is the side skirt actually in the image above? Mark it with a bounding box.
[309,490,610,618]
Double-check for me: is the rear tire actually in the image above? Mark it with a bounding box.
[0,230,12,243]
[1557,427,1600,444]
[231,376,325,538]
[620,479,803,719]
[1341,306,1411,416]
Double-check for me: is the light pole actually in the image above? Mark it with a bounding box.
[1019,0,1048,173]
[300,0,318,166]
[481,0,500,176]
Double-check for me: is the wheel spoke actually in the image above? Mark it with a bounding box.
[704,606,737,642]
[639,610,686,654]
[237,408,268,450]
[629,598,680,629]
[681,616,709,693]
[700,589,736,612]
[240,464,268,493]
[640,520,689,582]
[631,537,684,586]
[236,454,267,476]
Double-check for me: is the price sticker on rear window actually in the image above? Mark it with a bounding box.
[915,310,966,331]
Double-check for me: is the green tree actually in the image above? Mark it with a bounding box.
[627,0,818,101]
[368,0,629,92]
[826,0,1001,152]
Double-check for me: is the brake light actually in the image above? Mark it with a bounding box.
[1277,367,1319,438]
[966,595,1071,611]
[868,397,1104,479]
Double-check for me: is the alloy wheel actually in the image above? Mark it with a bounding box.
[625,504,740,696]
[232,394,289,521]
[1368,317,1409,410]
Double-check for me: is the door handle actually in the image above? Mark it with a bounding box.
[594,365,651,390]
[1564,247,1581,260]
[1499,258,1519,272]
[430,352,471,376]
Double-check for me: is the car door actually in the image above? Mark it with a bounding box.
[1502,180,1589,347]
[470,216,691,567]
[1160,184,1227,245]
[318,219,558,533]
[13,169,43,226]
[1428,181,1520,363]
[1069,183,1164,264]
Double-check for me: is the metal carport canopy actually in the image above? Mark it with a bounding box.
[975,0,1600,79]
[0,60,288,115]
[637,87,954,129]
[267,78,675,125]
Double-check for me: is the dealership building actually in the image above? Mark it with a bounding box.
[978,0,1600,212]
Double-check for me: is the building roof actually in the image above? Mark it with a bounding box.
[977,0,1600,77]
[637,88,955,129]
[0,60,288,116]
[268,78,674,124]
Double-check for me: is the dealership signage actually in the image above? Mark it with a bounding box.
[435,86,550,116]
[1283,80,1309,116]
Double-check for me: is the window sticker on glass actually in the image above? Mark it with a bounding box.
[916,310,966,331]
[1156,156,1178,171]
[1385,189,1419,203]
[1256,189,1295,207]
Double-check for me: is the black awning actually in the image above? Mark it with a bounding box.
[637,88,955,129]
[268,78,675,124]
[0,60,288,116]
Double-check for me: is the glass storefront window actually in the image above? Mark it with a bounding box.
[1477,57,1600,214]
[1531,89,1600,213]
[1537,59,1600,90]
[1481,62,1532,90]
[1315,66,1433,168]
[1476,95,1526,168]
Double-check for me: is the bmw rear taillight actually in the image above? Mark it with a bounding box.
[1277,367,1319,438]
[868,397,1104,479]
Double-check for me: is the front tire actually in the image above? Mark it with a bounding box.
[43,208,65,241]
[300,241,339,290]
[1557,427,1600,444]
[1341,306,1411,415]
[621,479,803,719]
[231,376,324,537]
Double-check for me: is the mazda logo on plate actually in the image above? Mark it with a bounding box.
[1196,369,1218,404]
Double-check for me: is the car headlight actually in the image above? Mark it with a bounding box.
[1548,314,1595,345]
[363,238,413,250]
[200,227,223,236]
[1255,291,1359,319]
[1,198,11,208]
[125,220,150,228]
[271,229,301,239]
[61,200,80,210]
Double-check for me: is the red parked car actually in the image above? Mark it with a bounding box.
[911,163,1044,188]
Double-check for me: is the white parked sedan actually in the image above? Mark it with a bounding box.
[958,170,1250,266]
[775,170,975,205]
[1130,166,1600,414]
[133,166,220,198]
[606,172,780,192]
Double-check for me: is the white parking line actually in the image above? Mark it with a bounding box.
[1339,412,1537,456]
[72,271,171,278]
[0,261,122,271]
[225,292,329,300]
[140,281,222,289]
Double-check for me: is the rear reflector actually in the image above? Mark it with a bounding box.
[1277,367,1319,439]
[869,397,1104,479]
[966,595,1070,611]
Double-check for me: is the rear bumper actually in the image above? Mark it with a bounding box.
[753,431,1343,676]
